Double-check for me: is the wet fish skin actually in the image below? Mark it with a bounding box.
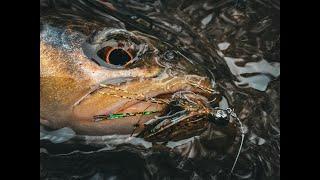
[40,11,213,136]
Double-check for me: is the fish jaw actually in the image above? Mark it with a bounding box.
[70,76,212,135]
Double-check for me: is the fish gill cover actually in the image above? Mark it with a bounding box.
[40,0,280,179]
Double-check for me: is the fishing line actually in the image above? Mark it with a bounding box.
[227,108,245,174]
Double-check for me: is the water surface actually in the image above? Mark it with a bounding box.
[40,0,280,179]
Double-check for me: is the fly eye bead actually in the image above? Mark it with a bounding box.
[208,109,230,126]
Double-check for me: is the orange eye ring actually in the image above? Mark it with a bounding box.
[105,47,133,66]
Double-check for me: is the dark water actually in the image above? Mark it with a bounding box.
[40,0,280,179]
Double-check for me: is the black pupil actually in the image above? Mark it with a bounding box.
[108,48,131,66]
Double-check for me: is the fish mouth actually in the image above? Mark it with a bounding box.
[71,77,215,135]
[73,89,209,119]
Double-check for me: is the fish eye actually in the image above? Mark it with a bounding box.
[85,30,150,68]
[97,46,133,66]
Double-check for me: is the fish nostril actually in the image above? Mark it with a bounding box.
[106,48,133,66]
[163,50,176,61]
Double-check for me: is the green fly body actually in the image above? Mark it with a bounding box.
[93,111,159,121]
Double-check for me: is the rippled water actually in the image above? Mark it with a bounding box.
[40,0,280,179]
